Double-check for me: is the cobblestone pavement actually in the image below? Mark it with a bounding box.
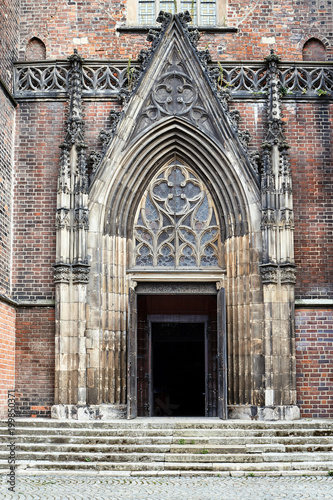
[1,474,333,499]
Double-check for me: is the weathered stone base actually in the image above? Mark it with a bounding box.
[51,404,127,420]
[228,405,300,421]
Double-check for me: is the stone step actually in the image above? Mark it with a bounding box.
[1,459,333,473]
[0,443,258,454]
[1,433,333,447]
[0,444,172,454]
[1,441,332,456]
[1,419,332,430]
[164,452,333,463]
[1,451,332,463]
[1,427,332,439]
[1,419,332,475]
[172,429,333,438]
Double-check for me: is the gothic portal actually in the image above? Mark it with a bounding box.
[52,13,299,420]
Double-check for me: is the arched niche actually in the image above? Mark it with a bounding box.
[26,37,46,61]
[302,38,326,61]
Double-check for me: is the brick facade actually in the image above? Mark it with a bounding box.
[17,0,333,62]
[0,91,16,296]
[296,309,333,418]
[0,1,332,419]
[12,101,64,301]
[0,0,20,88]
[287,101,333,300]
[15,308,55,418]
[0,0,19,419]
[0,302,16,419]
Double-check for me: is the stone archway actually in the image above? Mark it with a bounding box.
[52,14,299,421]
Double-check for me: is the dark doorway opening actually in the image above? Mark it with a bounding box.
[152,322,205,416]
[136,294,220,417]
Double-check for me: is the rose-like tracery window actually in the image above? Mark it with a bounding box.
[133,160,222,268]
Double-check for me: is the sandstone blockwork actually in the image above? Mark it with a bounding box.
[0,1,332,420]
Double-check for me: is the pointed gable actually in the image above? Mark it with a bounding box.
[130,41,217,140]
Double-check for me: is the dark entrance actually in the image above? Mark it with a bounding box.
[152,321,205,416]
[132,293,227,418]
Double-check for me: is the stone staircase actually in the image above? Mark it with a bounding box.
[1,418,333,475]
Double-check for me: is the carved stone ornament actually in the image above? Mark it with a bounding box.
[72,265,90,284]
[280,209,294,227]
[74,208,89,230]
[135,282,217,295]
[132,48,215,138]
[260,264,296,285]
[260,265,279,284]
[55,208,70,229]
[261,210,276,228]
[128,279,138,290]
[280,266,297,284]
[133,158,222,269]
[54,265,71,283]
[216,278,225,290]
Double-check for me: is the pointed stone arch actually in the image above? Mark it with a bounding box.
[91,117,258,238]
[85,109,263,412]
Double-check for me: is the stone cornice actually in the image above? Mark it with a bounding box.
[295,299,333,308]
[0,294,55,308]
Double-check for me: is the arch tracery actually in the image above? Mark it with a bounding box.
[133,158,222,269]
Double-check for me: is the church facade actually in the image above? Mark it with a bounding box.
[0,1,332,420]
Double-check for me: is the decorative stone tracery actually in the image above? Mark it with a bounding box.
[132,47,216,139]
[134,159,221,269]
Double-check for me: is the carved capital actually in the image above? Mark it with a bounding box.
[279,209,294,227]
[129,279,138,291]
[54,265,71,283]
[260,264,279,284]
[260,264,296,285]
[72,265,90,284]
[261,210,276,228]
[280,265,297,284]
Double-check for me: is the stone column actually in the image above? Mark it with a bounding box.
[260,51,298,417]
[53,50,90,415]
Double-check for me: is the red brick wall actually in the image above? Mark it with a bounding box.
[0,0,20,88]
[15,307,55,417]
[84,101,121,152]
[303,38,326,61]
[0,91,15,296]
[296,309,333,418]
[12,101,66,301]
[0,301,16,419]
[26,37,46,60]
[285,101,333,300]
[17,0,333,62]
